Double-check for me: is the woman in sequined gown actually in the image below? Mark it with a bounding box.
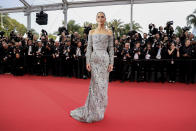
[69,12,114,123]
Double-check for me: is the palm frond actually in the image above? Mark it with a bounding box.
[186,10,196,26]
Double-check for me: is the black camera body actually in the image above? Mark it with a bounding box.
[10,31,20,42]
[58,26,69,36]
[164,21,174,38]
[127,30,137,37]
[0,31,5,38]
[182,26,191,32]
[84,26,91,35]
[27,31,33,40]
[123,48,129,54]
[149,23,154,30]
[41,29,48,37]
[133,48,140,53]
[148,23,158,35]
[166,21,173,27]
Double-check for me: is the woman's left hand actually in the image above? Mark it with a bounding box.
[108,64,113,72]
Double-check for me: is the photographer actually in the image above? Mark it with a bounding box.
[189,33,196,42]
[114,39,122,58]
[12,53,24,76]
[154,42,167,82]
[164,21,174,39]
[1,41,13,73]
[83,24,92,39]
[152,33,161,48]
[141,33,148,49]
[13,41,24,58]
[73,41,86,79]
[167,42,180,83]
[180,39,193,59]
[134,32,142,43]
[158,26,165,40]
[62,40,74,77]
[27,30,34,41]
[34,41,45,75]
[149,23,158,36]
[190,39,196,83]
[179,39,193,84]
[162,36,170,48]
[180,27,191,44]
[120,35,127,47]
[175,37,182,49]
[25,39,35,74]
[113,39,122,80]
[130,41,143,82]
[42,40,53,76]
[52,41,63,76]
[128,30,141,49]
[71,32,81,47]
[120,42,131,82]
[40,29,49,46]
[143,43,155,82]
[143,43,154,60]
[10,30,18,42]
[58,26,69,43]
[80,33,87,47]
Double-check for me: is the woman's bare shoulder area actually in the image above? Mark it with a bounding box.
[89,29,95,35]
[106,29,113,36]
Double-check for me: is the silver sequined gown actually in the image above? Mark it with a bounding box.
[70,33,114,123]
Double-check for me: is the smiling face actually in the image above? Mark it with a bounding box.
[96,12,106,25]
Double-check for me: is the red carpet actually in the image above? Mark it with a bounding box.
[0,74,196,131]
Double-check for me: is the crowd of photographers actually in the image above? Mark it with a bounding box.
[0,21,196,84]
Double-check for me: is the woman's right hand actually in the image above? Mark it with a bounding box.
[86,64,91,72]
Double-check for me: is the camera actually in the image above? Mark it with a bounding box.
[58,26,69,36]
[0,31,5,38]
[10,30,16,40]
[133,48,140,53]
[148,23,158,35]
[84,25,92,35]
[166,21,173,26]
[182,26,191,32]
[164,21,174,38]
[148,23,154,30]
[49,38,55,45]
[40,29,48,46]
[27,30,33,40]
[41,29,48,37]
[10,30,20,42]
[127,30,137,37]
[122,48,130,60]
[123,48,129,54]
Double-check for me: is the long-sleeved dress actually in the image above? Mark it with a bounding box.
[70,33,114,123]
